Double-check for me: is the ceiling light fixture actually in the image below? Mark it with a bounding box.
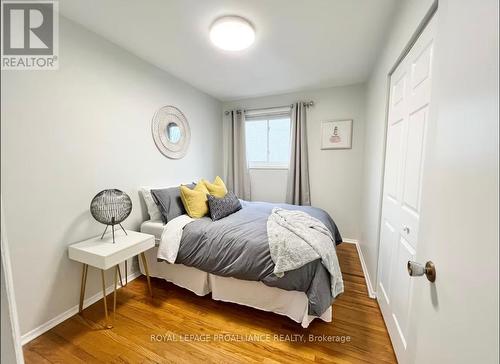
[209,16,255,51]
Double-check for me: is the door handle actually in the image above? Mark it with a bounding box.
[407,261,436,282]
[403,225,410,234]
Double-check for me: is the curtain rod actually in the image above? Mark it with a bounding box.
[224,101,314,115]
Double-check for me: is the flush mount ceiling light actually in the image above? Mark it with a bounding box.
[210,16,255,51]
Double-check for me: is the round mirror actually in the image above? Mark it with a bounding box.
[166,122,181,143]
[152,106,191,159]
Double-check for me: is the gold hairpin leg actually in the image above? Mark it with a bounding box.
[140,252,153,297]
[113,265,118,321]
[117,264,124,287]
[100,269,112,329]
[79,264,88,313]
[124,260,128,286]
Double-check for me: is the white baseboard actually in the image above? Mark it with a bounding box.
[342,239,377,299]
[21,269,142,346]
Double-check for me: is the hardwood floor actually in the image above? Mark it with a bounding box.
[23,243,396,363]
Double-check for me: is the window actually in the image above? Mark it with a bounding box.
[246,115,291,168]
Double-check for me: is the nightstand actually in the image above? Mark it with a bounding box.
[68,229,155,328]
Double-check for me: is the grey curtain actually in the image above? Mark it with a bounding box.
[286,102,311,205]
[225,110,251,200]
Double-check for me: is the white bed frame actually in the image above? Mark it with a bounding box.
[139,223,331,328]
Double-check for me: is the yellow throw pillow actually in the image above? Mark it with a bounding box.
[180,183,210,218]
[202,176,228,198]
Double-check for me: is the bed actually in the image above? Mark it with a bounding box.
[138,199,343,328]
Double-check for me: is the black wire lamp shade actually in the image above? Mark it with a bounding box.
[90,189,132,243]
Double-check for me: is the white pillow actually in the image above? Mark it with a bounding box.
[139,187,162,221]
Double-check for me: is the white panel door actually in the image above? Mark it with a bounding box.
[377,15,436,363]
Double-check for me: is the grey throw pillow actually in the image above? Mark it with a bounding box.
[151,184,195,223]
[207,191,242,221]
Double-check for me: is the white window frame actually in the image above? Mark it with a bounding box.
[245,113,291,170]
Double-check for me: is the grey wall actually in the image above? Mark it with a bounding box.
[359,0,435,289]
[1,17,222,336]
[224,84,366,240]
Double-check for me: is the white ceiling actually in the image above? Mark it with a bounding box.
[60,0,397,101]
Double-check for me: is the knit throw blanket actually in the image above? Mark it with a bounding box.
[267,208,344,298]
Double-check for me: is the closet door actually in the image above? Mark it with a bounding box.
[377,14,436,363]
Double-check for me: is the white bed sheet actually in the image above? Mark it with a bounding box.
[139,220,331,328]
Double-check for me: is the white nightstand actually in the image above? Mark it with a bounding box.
[68,229,155,328]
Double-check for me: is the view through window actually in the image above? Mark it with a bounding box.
[246,115,291,168]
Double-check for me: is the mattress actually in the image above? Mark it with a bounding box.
[140,220,164,244]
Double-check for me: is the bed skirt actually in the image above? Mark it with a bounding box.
[139,247,331,328]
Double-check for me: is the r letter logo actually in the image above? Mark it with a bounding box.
[1,1,59,70]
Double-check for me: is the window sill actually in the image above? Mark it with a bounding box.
[249,166,289,171]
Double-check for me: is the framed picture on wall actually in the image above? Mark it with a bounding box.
[321,119,353,149]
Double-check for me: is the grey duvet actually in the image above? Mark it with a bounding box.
[175,200,343,316]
